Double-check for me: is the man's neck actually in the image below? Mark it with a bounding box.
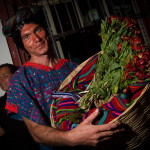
[29,54,57,68]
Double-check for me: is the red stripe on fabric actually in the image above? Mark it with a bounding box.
[104,111,115,124]
[77,57,97,76]
[131,88,143,101]
[111,97,127,111]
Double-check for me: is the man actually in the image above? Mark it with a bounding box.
[2,6,124,149]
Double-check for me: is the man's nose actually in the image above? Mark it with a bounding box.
[33,34,41,42]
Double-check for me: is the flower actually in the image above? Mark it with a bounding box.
[117,43,122,53]
[78,16,150,109]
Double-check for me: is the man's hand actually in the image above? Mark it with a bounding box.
[67,108,124,147]
[23,108,124,147]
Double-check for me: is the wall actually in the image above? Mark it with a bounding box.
[0,19,13,96]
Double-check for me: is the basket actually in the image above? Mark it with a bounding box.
[50,54,150,150]
[110,83,150,149]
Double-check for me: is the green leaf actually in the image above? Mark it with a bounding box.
[110,63,120,71]
[98,87,107,97]
[111,70,121,93]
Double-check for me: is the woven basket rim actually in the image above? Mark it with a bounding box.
[58,52,101,90]
[50,101,55,128]
[50,83,150,128]
[110,83,150,123]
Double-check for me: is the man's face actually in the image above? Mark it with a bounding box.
[21,23,49,57]
[0,67,13,91]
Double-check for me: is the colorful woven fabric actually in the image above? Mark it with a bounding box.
[51,55,150,130]
[51,55,98,130]
[60,54,98,92]
[5,59,77,126]
[83,79,150,125]
[2,6,40,37]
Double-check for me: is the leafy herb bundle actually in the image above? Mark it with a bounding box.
[78,16,150,110]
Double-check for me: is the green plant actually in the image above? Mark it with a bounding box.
[78,16,150,110]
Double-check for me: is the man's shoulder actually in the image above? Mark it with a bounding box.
[10,64,31,82]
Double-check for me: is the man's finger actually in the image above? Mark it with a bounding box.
[82,108,99,124]
[96,121,122,132]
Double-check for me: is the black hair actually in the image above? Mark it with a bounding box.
[0,63,19,74]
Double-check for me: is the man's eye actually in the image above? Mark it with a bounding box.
[23,35,29,40]
[36,27,41,33]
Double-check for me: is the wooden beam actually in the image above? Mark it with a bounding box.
[0,0,22,66]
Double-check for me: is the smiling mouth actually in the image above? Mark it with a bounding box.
[36,41,47,49]
[36,43,45,49]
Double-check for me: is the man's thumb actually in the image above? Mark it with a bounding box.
[83,108,99,124]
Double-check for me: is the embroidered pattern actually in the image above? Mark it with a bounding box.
[6,59,77,125]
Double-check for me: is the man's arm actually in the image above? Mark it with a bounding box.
[23,108,123,147]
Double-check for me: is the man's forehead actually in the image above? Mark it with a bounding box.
[21,24,39,35]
